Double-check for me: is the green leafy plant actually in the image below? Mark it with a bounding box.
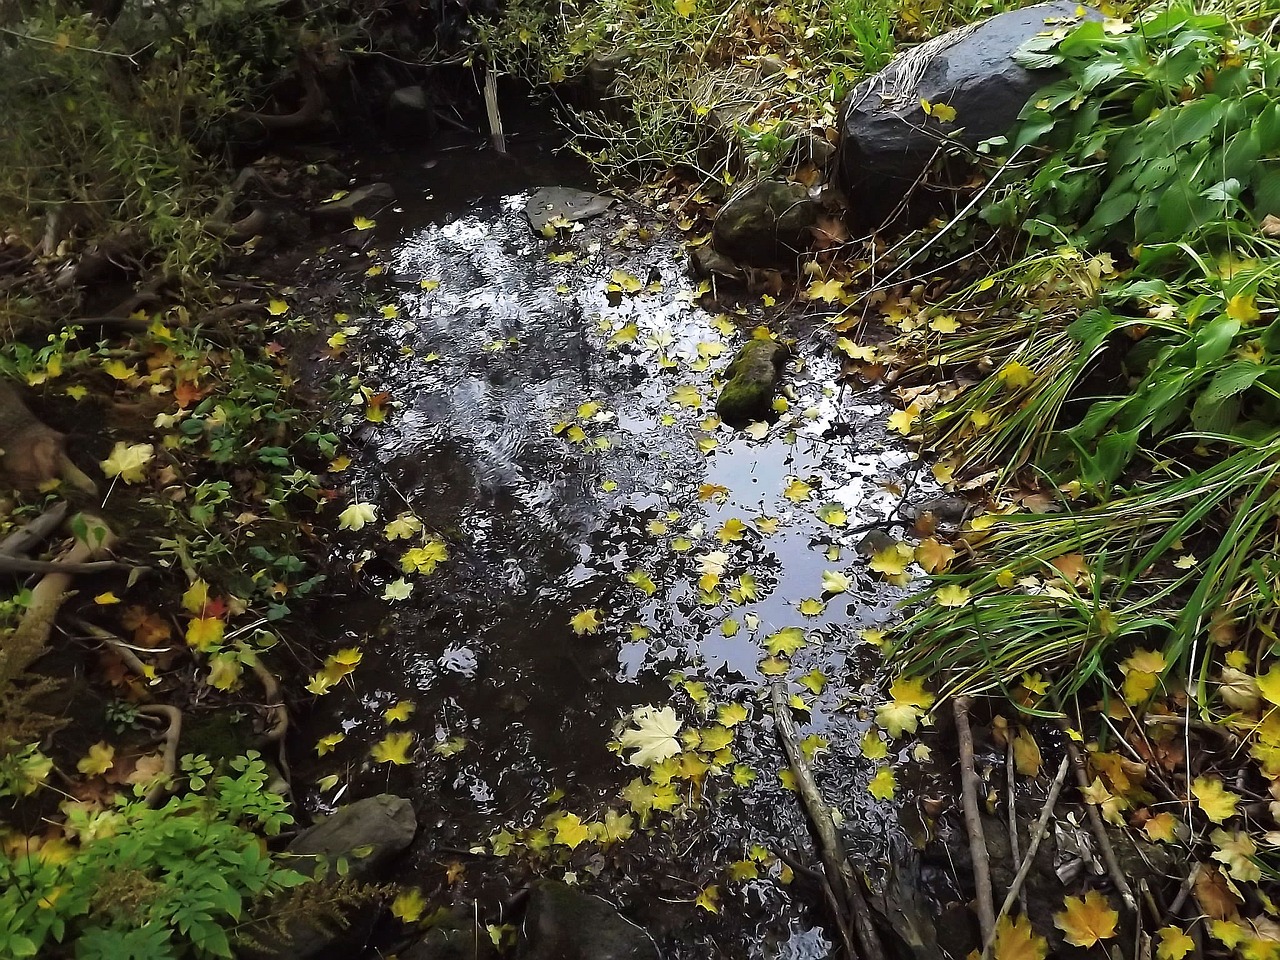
[0,752,307,959]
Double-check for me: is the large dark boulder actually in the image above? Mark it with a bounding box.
[837,1,1101,225]
[711,180,818,266]
[517,880,660,960]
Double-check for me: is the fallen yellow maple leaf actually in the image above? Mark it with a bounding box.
[1055,890,1118,948]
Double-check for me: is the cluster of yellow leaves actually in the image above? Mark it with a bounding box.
[306,646,362,696]
[552,400,615,450]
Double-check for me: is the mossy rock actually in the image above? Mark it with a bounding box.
[715,339,788,428]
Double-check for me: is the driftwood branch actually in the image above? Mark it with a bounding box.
[954,697,996,945]
[772,682,885,960]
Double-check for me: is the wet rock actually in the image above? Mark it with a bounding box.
[518,880,660,960]
[239,796,417,960]
[837,1,1101,225]
[856,528,897,558]
[711,180,818,266]
[689,244,747,284]
[524,186,615,234]
[387,86,436,142]
[715,339,788,428]
[792,131,838,170]
[403,918,499,960]
[287,793,417,881]
[310,182,396,222]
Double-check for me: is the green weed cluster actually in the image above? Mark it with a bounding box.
[894,3,1280,706]
[0,0,293,331]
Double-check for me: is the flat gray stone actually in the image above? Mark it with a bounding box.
[524,186,614,233]
[518,880,659,960]
[287,793,417,882]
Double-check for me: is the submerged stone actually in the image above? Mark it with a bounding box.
[836,1,1101,225]
[715,339,788,428]
[288,793,417,881]
[711,180,818,266]
[518,880,660,960]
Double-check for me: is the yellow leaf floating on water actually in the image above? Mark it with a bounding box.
[77,742,115,776]
[765,626,806,656]
[860,730,888,760]
[627,570,658,595]
[382,579,412,601]
[868,767,896,800]
[383,513,423,540]
[94,592,120,605]
[610,269,643,293]
[352,215,376,230]
[694,885,720,913]
[338,501,377,531]
[783,477,813,502]
[385,701,415,723]
[1192,776,1240,823]
[570,608,602,635]
[870,542,914,577]
[797,669,826,695]
[717,517,747,543]
[821,570,851,593]
[717,702,748,726]
[401,540,448,575]
[619,705,682,767]
[1055,890,1118,948]
[990,914,1048,960]
[371,731,415,765]
[391,887,426,922]
[816,503,847,526]
[315,732,345,756]
[798,597,825,617]
[551,812,591,849]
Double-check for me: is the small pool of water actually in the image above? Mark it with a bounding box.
[295,129,930,957]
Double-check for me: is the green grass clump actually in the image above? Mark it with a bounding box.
[889,1,1280,709]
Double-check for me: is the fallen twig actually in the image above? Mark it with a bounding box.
[0,502,69,556]
[1005,739,1025,915]
[69,617,156,685]
[980,753,1071,958]
[954,696,996,945]
[137,704,182,806]
[1062,731,1137,911]
[0,555,142,576]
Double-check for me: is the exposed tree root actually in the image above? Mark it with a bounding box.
[136,703,182,806]
[0,501,69,556]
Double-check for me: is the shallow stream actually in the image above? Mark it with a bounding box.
[295,126,936,957]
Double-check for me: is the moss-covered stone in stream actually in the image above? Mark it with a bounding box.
[715,339,788,428]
